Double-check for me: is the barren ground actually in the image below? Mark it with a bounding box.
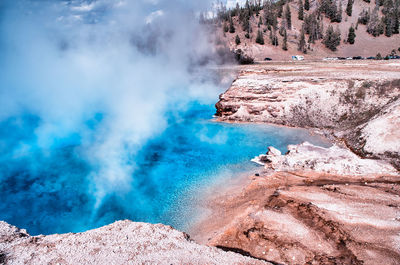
[192,60,400,265]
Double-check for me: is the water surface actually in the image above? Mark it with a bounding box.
[0,102,329,235]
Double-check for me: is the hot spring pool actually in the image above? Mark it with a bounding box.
[0,102,329,235]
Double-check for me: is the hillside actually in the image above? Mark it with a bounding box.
[211,0,400,60]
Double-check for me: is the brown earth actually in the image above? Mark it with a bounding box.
[192,169,400,265]
[191,60,400,265]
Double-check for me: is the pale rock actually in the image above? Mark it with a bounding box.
[267,146,281,156]
[216,63,400,168]
[255,142,398,176]
[0,220,267,265]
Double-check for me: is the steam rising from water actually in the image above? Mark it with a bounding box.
[0,0,330,235]
[0,0,219,207]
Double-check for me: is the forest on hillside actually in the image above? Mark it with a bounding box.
[203,0,400,55]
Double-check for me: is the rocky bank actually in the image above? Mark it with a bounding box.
[0,220,269,264]
[193,142,400,265]
[215,60,400,168]
[192,60,400,265]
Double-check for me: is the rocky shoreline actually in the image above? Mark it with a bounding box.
[193,60,400,264]
[0,220,269,264]
[215,61,400,169]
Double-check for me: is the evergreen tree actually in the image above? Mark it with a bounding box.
[282,29,288,50]
[223,23,229,33]
[305,0,310,11]
[347,25,356,44]
[382,0,394,14]
[256,29,265,44]
[384,14,394,36]
[279,20,287,36]
[299,0,304,20]
[285,4,292,29]
[323,25,341,50]
[269,29,279,46]
[367,7,384,36]
[358,9,370,25]
[329,1,339,22]
[258,16,263,27]
[277,2,284,18]
[346,0,353,16]
[269,30,273,44]
[303,13,324,43]
[298,28,307,53]
[235,35,241,45]
[242,15,250,32]
[229,16,235,33]
[337,1,343,22]
[394,11,399,34]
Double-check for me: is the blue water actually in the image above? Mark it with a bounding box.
[0,102,330,235]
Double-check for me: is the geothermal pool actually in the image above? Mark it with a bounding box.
[0,102,329,235]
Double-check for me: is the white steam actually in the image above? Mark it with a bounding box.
[0,0,221,207]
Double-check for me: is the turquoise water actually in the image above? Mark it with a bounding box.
[0,102,329,235]
[0,0,331,236]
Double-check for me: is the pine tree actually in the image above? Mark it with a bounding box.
[235,35,241,45]
[394,11,399,34]
[323,25,341,50]
[303,13,324,43]
[223,23,229,33]
[384,14,394,37]
[282,29,288,50]
[256,29,265,44]
[305,0,310,11]
[382,0,394,14]
[273,30,279,46]
[358,9,370,25]
[298,28,307,53]
[299,0,304,20]
[367,7,384,36]
[346,0,353,16]
[269,29,279,46]
[337,1,343,22]
[347,25,356,44]
[242,16,250,32]
[229,17,235,33]
[329,1,339,22]
[279,20,287,36]
[277,3,284,18]
[285,4,292,29]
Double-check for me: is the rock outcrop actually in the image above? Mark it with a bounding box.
[252,142,399,176]
[193,142,400,265]
[198,61,400,265]
[0,220,268,265]
[215,61,400,168]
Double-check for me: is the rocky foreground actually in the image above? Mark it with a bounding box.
[0,220,268,264]
[193,142,400,265]
[191,60,400,264]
